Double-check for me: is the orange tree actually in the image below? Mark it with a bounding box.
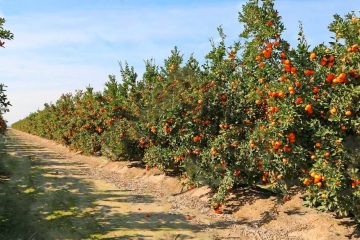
[12,0,359,221]
[13,65,141,160]
[235,0,359,219]
[0,17,13,134]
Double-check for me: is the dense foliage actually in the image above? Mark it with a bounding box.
[13,0,359,220]
[0,17,14,134]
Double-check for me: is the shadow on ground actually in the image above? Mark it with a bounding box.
[0,134,211,239]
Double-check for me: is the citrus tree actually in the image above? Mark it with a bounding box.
[12,0,360,222]
[0,17,13,134]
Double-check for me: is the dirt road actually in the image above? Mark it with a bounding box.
[0,130,359,240]
[0,131,215,239]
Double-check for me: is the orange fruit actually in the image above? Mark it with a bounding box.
[295,97,303,105]
[266,20,273,26]
[258,78,265,83]
[272,141,282,150]
[310,52,316,61]
[339,73,347,80]
[326,73,336,83]
[211,147,217,156]
[303,178,311,186]
[291,66,298,74]
[305,104,313,114]
[151,126,157,133]
[304,69,315,76]
[345,111,352,116]
[263,50,271,58]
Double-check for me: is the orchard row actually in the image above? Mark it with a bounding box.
[12,0,359,220]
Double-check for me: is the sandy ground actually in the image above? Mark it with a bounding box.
[2,129,359,240]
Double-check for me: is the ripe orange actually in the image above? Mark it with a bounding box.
[314,175,321,183]
[263,50,271,58]
[288,133,296,143]
[303,178,310,185]
[339,73,347,80]
[310,52,316,61]
[211,147,217,156]
[272,141,282,150]
[305,104,313,114]
[295,97,303,105]
[304,69,315,76]
[330,107,337,114]
[151,126,157,133]
[266,20,273,26]
[326,73,336,83]
[284,65,291,72]
[312,86,319,93]
[345,111,352,116]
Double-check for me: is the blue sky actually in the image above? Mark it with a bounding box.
[0,0,359,124]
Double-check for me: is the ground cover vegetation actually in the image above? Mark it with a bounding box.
[12,0,360,222]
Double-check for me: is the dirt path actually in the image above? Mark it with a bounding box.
[0,131,213,239]
[0,129,359,240]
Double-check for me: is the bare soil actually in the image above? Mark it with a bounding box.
[1,129,359,240]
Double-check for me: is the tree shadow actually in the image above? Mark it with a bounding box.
[339,218,360,239]
[0,134,210,239]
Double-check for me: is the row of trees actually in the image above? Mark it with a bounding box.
[13,0,359,220]
[0,17,13,134]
